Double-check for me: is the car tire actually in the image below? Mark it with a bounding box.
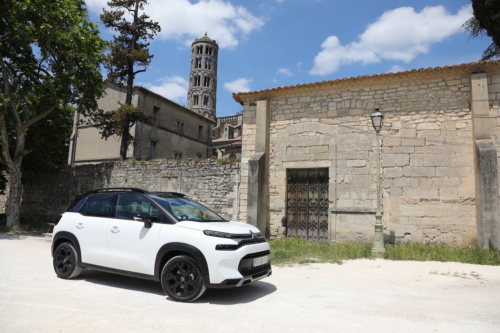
[161,255,206,302]
[53,242,82,279]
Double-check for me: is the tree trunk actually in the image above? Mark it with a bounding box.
[119,120,129,160]
[5,163,22,227]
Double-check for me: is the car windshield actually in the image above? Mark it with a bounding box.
[150,195,226,222]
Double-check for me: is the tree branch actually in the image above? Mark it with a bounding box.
[19,107,54,134]
[0,116,13,168]
[0,53,23,127]
[133,69,146,75]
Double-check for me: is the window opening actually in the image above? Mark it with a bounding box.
[198,125,203,140]
[152,106,159,125]
[149,141,156,159]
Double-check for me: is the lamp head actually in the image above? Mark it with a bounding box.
[371,109,384,132]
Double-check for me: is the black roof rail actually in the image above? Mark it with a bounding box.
[86,188,148,194]
[148,191,186,197]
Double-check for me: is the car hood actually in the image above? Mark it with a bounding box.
[176,221,261,235]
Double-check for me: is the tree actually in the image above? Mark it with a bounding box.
[94,0,161,160]
[0,0,106,227]
[464,0,500,60]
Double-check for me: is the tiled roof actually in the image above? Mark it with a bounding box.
[233,59,500,103]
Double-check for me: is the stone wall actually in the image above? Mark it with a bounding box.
[238,64,500,246]
[1,159,240,221]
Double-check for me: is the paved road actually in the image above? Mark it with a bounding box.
[1,234,499,333]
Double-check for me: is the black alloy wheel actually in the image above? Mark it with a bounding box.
[53,242,82,279]
[161,255,206,302]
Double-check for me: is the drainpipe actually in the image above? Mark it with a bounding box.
[68,108,80,165]
[234,172,240,221]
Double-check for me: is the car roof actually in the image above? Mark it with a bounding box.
[82,188,186,197]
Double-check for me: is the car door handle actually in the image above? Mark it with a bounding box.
[110,226,120,233]
[76,223,84,229]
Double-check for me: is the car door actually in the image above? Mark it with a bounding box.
[73,194,114,267]
[105,194,162,275]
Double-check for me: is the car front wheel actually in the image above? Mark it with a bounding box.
[161,255,206,302]
[53,242,82,279]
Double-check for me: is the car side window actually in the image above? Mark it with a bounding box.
[116,195,161,221]
[84,195,114,217]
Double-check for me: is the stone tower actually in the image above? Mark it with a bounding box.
[187,33,219,120]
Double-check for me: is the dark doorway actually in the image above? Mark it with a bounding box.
[286,168,329,240]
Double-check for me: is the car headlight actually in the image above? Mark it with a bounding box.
[203,230,233,238]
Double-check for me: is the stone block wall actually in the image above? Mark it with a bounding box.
[1,159,240,221]
[238,65,500,246]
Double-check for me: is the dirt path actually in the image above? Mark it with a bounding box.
[1,234,499,333]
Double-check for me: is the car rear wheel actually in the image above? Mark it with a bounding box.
[161,255,206,302]
[53,242,82,279]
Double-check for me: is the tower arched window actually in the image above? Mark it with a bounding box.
[203,96,209,106]
[193,95,199,105]
[197,58,202,68]
[205,59,212,70]
[203,76,210,87]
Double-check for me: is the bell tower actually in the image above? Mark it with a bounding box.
[187,33,219,120]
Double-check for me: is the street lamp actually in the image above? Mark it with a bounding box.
[371,109,386,258]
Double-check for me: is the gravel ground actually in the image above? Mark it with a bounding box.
[1,234,499,333]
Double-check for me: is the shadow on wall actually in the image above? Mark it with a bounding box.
[20,163,114,220]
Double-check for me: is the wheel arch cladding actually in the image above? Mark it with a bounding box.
[155,243,209,284]
[52,232,82,263]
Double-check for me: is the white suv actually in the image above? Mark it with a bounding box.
[51,188,272,302]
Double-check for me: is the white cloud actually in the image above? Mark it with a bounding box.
[310,5,472,75]
[85,0,264,49]
[388,65,405,73]
[277,68,293,76]
[143,76,188,104]
[224,78,252,93]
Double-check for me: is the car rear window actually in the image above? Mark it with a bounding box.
[84,195,114,217]
[67,196,89,212]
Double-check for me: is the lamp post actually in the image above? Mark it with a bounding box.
[371,109,386,258]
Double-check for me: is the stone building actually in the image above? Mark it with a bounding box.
[69,33,246,164]
[187,33,219,121]
[212,114,243,160]
[69,81,214,164]
[233,60,500,249]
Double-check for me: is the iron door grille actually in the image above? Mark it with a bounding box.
[286,168,329,240]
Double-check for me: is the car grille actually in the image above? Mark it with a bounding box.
[238,250,271,277]
[237,236,266,248]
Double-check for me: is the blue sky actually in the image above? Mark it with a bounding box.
[84,0,491,117]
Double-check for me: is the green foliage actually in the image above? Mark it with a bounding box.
[95,0,161,160]
[385,242,500,265]
[101,0,161,85]
[269,238,500,266]
[90,103,153,147]
[464,0,500,59]
[269,238,371,265]
[0,0,107,225]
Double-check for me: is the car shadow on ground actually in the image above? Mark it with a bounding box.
[0,233,46,240]
[77,269,165,296]
[77,269,277,304]
[193,281,277,305]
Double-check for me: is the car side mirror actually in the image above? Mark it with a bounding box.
[134,212,152,228]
